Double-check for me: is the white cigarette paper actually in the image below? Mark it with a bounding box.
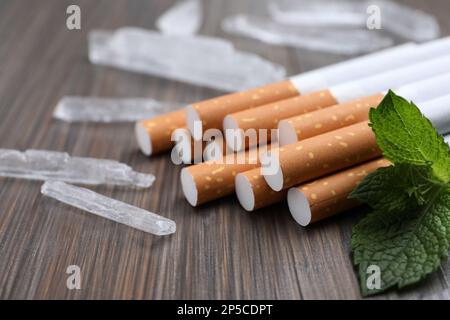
[41,181,176,236]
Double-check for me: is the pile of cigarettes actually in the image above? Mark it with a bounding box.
[135,36,450,227]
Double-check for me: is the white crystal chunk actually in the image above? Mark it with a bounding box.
[269,0,439,42]
[156,0,203,35]
[0,149,155,188]
[222,14,393,54]
[88,27,286,92]
[41,181,175,236]
[269,0,366,27]
[53,96,181,122]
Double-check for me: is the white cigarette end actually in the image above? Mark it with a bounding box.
[180,168,198,206]
[204,141,223,162]
[135,121,152,156]
[186,105,202,141]
[262,166,284,192]
[278,120,299,146]
[223,115,244,152]
[235,173,255,212]
[173,128,193,164]
[287,188,311,227]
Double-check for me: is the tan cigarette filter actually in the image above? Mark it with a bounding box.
[181,144,277,206]
[135,109,186,156]
[203,135,234,162]
[235,168,288,212]
[181,154,259,206]
[186,80,300,140]
[172,128,206,164]
[173,128,233,164]
[223,90,338,151]
[278,94,384,145]
[288,158,391,226]
[264,121,381,191]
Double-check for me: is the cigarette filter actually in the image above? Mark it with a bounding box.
[278,72,450,145]
[187,80,300,140]
[263,121,381,192]
[224,91,338,151]
[172,128,206,164]
[287,159,391,226]
[224,54,450,151]
[203,135,234,161]
[235,168,288,212]
[189,37,450,141]
[278,94,383,145]
[135,109,185,156]
[181,147,270,206]
[173,128,235,164]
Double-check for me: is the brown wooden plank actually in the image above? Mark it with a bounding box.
[0,0,449,299]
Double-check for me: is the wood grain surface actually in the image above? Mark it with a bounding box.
[1,0,450,300]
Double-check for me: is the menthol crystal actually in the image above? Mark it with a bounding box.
[222,14,393,54]
[54,96,182,122]
[269,0,439,42]
[0,149,155,188]
[88,27,286,92]
[156,0,203,35]
[41,181,176,236]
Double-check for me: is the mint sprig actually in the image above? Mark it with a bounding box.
[352,186,450,296]
[350,90,450,296]
[368,91,450,182]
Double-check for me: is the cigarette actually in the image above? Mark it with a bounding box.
[224,54,450,151]
[288,131,450,225]
[235,168,287,211]
[203,135,233,161]
[224,91,338,151]
[420,93,450,135]
[187,80,301,141]
[172,128,235,164]
[287,158,391,226]
[263,121,381,192]
[172,128,205,164]
[135,109,185,156]
[189,38,450,142]
[180,144,276,206]
[278,72,450,145]
[278,94,383,145]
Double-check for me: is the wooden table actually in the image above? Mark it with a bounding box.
[1,0,449,300]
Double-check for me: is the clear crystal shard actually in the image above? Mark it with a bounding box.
[41,181,176,236]
[375,0,440,42]
[269,0,439,42]
[0,149,155,188]
[222,15,393,54]
[88,27,286,92]
[156,0,203,35]
[269,0,367,27]
[53,96,182,122]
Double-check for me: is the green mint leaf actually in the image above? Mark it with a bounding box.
[369,90,450,182]
[352,185,450,296]
[350,90,450,296]
[349,163,441,212]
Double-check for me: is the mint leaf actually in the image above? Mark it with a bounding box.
[350,90,450,296]
[352,185,450,296]
[349,164,441,212]
[369,90,450,182]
